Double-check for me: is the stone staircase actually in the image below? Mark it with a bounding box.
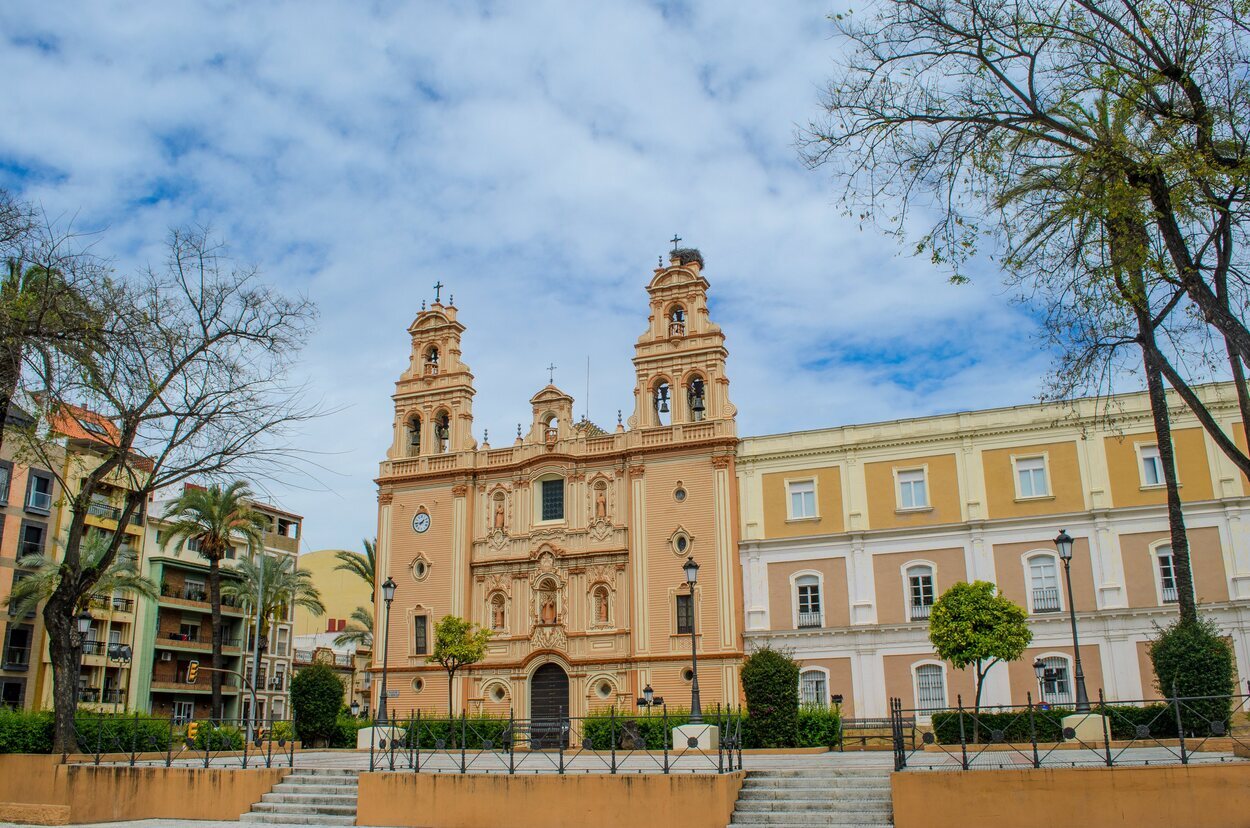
[728,767,893,827]
[240,768,359,825]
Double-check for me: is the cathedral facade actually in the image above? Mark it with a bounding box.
[374,249,743,719]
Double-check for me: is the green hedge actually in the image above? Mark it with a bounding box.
[795,706,842,748]
[192,722,243,752]
[741,648,800,749]
[330,714,372,749]
[404,715,514,750]
[77,714,172,753]
[930,704,1179,744]
[0,710,53,753]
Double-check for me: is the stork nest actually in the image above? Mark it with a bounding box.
[671,248,705,268]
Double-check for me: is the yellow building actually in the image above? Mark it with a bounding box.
[294,549,371,637]
[736,382,1250,718]
[374,249,743,719]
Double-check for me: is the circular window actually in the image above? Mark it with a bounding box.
[674,487,687,502]
[596,681,613,700]
[675,535,689,554]
[412,677,424,693]
[491,685,507,702]
[412,558,430,581]
[682,668,694,682]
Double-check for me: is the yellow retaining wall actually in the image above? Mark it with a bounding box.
[0,755,287,824]
[357,771,745,828]
[892,764,1250,828]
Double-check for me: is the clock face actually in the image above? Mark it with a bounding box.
[412,512,431,533]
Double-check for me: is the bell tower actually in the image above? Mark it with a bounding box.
[387,299,476,459]
[628,247,736,430]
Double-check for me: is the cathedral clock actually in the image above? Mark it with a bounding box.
[412,511,431,533]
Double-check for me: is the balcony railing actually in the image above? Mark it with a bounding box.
[796,611,823,629]
[164,632,241,648]
[268,678,285,690]
[159,583,241,607]
[910,602,933,621]
[78,688,100,703]
[86,501,144,526]
[1162,585,1179,604]
[1032,587,1062,613]
[88,594,134,613]
[3,646,30,670]
[82,641,106,656]
[102,689,124,704]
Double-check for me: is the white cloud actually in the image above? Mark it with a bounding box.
[0,0,1054,552]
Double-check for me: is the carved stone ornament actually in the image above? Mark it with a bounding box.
[531,625,567,651]
[487,528,508,550]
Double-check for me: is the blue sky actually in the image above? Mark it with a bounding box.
[0,1,1053,553]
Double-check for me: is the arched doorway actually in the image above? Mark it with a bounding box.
[530,662,569,748]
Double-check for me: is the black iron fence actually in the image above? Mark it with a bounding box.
[890,684,1250,771]
[367,707,744,774]
[68,714,296,769]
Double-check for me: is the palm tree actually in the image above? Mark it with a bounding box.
[7,531,158,622]
[161,481,268,718]
[333,605,373,649]
[221,554,325,641]
[334,538,376,598]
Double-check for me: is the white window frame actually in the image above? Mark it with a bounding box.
[912,661,948,716]
[172,700,194,725]
[1136,442,1166,488]
[785,477,818,521]
[533,472,566,525]
[798,666,830,708]
[894,466,931,511]
[1022,551,1064,614]
[789,570,825,629]
[1150,540,1180,605]
[901,561,937,621]
[1011,453,1051,500]
[1034,652,1074,706]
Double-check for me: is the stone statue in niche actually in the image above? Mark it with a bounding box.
[491,596,506,631]
[493,499,506,530]
[594,589,609,624]
[594,486,607,520]
[540,595,557,625]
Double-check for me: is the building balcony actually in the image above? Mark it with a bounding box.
[1031,587,1062,613]
[87,594,135,614]
[909,602,933,621]
[157,584,246,615]
[156,633,242,655]
[150,679,240,695]
[84,501,144,534]
[796,612,823,629]
[1162,585,1179,604]
[82,641,106,656]
[264,531,298,554]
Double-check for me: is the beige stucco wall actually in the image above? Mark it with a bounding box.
[871,547,967,625]
[760,465,843,538]
[767,558,850,630]
[294,548,373,636]
[991,537,1098,613]
[1121,526,1229,607]
[982,440,1085,519]
[864,453,961,529]
[1104,427,1214,506]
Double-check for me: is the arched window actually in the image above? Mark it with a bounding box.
[1026,554,1061,614]
[406,414,422,456]
[1156,544,1179,604]
[489,593,506,631]
[914,664,947,712]
[542,413,558,444]
[424,345,440,375]
[906,564,935,621]
[668,304,686,336]
[592,585,610,625]
[1037,655,1072,705]
[795,574,822,628]
[434,410,451,453]
[686,375,707,422]
[653,381,672,427]
[799,668,828,708]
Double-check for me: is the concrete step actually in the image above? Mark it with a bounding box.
[261,792,359,805]
[729,814,887,826]
[239,814,356,826]
[729,823,892,828]
[741,779,892,790]
[738,791,891,803]
[746,768,892,778]
[281,768,360,777]
[735,800,891,813]
[250,802,357,817]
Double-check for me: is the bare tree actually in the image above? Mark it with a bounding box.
[803,0,1250,478]
[8,227,318,751]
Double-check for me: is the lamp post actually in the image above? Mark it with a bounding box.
[249,548,266,740]
[76,610,92,706]
[350,699,360,719]
[1053,530,1090,712]
[682,556,702,724]
[636,683,664,716]
[378,576,397,724]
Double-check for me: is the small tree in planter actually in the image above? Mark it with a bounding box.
[929,581,1031,722]
[290,662,345,747]
[740,646,800,748]
[428,615,492,717]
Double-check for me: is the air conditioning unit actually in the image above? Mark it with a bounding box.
[160,651,173,662]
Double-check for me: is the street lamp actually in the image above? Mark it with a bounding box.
[76,610,92,640]
[1053,529,1090,712]
[682,556,702,724]
[378,576,397,724]
[636,683,664,715]
[350,699,361,719]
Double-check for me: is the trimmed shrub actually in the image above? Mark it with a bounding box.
[290,663,345,747]
[76,714,172,753]
[795,706,841,748]
[580,708,745,751]
[405,714,513,750]
[930,704,1179,744]
[0,709,53,753]
[193,722,243,752]
[330,713,372,749]
[740,647,800,749]
[1149,617,1236,735]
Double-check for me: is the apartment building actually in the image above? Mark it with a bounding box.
[737,382,1250,718]
[136,485,302,723]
